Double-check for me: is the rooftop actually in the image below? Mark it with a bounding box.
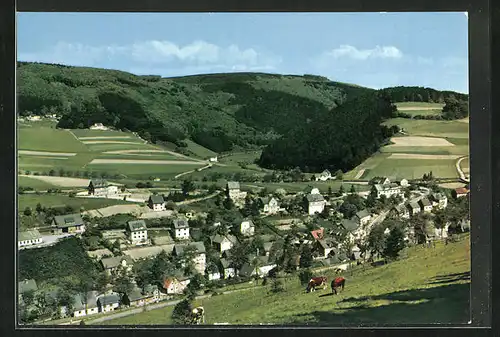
[149,195,165,204]
[18,279,38,294]
[227,181,240,190]
[98,292,121,306]
[174,241,206,256]
[355,209,371,219]
[341,218,359,232]
[53,214,84,228]
[89,179,109,188]
[127,220,147,232]
[101,256,134,270]
[173,218,189,229]
[306,194,325,202]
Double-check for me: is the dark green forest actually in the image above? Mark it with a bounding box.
[17,62,468,171]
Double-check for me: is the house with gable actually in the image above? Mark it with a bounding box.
[240,219,255,236]
[258,197,280,215]
[306,193,326,215]
[173,241,206,274]
[226,181,242,201]
[126,220,148,245]
[173,217,190,240]
[101,255,134,276]
[97,292,121,313]
[71,291,100,317]
[122,284,160,307]
[315,238,337,259]
[89,123,109,130]
[406,201,421,216]
[219,258,236,279]
[454,187,469,198]
[430,193,448,209]
[162,276,191,295]
[88,179,118,197]
[390,204,410,219]
[52,214,85,234]
[210,233,238,253]
[418,197,433,213]
[374,183,403,199]
[341,218,362,242]
[354,209,372,226]
[148,195,166,211]
[238,255,277,278]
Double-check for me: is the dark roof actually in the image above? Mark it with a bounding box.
[211,234,238,245]
[149,195,165,204]
[174,241,206,256]
[241,219,255,227]
[259,197,270,205]
[263,242,274,252]
[239,263,255,277]
[173,218,189,229]
[355,209,371,219]
[90,179,108,188]
[18,279,38,293]
[73,291,99,311]
[227,181,240,190]
[220,258,232,269]
[320,169,331,176]
[101,256,134,270]
[317,238,337,250]
[407,202,420,210]
[306,194,325,202]
[53,214,83,228]
[127,220,147,232]
[98,293,121,306]
[341,219,359,232]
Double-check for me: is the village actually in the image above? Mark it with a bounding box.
[17,170,471,323]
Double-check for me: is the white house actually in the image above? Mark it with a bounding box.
[226,181,241,201]
[126,220,148,245]
[72,291,99,318]
[259,197,280,215]
[374,183,404,199]
[26,115,41,122]
[89,123,109,130]
[316,169,332,181]
[219,258,236,279]
[239,256,277,278]
[162,277,190,295]
[407,201,421,216]
[391,204,410,219]
[430,193,448,209]
[209,156,218,162]
[210,234,238,253]
[354,209,372,226]
[88,179,118,197]
[174,242,207,275]
[148,195,166,211]
[97,293,121,313]
[240,219,255,236]
[418,197,433,213]
[173,217,190,240]
[18,229,43,249]
[306,193,326,215]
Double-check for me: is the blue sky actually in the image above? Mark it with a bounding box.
[17,12,469,93]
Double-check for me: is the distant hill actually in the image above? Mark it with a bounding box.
[16,62,468,172]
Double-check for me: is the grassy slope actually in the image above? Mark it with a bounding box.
[18,194,135,211]
[100,234,470,325]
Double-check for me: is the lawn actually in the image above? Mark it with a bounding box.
[184,140,218,159]
[380,145,469,156]
[394,102,445,109]
[18,126,89,153]
[70,129,134,138]
[17,176,58,189]
[383,118,469,139]
[99,234,470,325]
[363,158,459,180]
[18,194,134,211]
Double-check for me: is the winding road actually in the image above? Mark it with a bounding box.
[455,156,470,183]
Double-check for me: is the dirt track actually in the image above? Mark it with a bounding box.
[78,136,133,140]
[82,141,145,145]
[389,153,460,160]
[89,159,203,165]
[389,136,455,147]
[18,150,77,156]
[397,107,442,111]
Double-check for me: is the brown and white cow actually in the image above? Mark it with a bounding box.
[331,277,346,295]
[306,276,327,293]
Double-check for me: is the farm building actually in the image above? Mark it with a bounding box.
[315,169,332,181]
[258,197,280,215]
[162,276,190,295]
[97,293,121,313]
[101,255,134,276]
[390,204,410,219]
[354,209,372,226]
[52,214,85,234]
[173,241,207,275]
[88,179,118,197]
[406,201,421,216]
[430,193,448,209]
[226,181,241,201]
[71,291,100,317]
[210,234,238,253]
[374,183,403,199]
[418,198,433,213]
[18,229,43,249]
[89,123,109,130]
[122,284,160,307]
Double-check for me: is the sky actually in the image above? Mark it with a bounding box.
[17,12,469,93]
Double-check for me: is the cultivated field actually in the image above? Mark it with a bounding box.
[98,235,470,325]
[18,122,207,183]
[18,194,132,211]
[394,102,444,117]
[346,115,469,180]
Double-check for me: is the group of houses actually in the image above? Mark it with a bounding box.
[390,192,448,219]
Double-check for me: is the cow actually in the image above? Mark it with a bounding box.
[191,306,205,325]
[306,276,327,293]
[331,277,346,295]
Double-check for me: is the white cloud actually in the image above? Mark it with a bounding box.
[322,44,403,61]
[18,40,282,75]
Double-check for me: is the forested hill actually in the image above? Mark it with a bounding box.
[17,62,468,171]
[257,92,399,172]
[17,62,374,152]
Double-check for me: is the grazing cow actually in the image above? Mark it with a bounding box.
[331,277,346,295]
[191,306,205,324]
[306,276,327,293]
